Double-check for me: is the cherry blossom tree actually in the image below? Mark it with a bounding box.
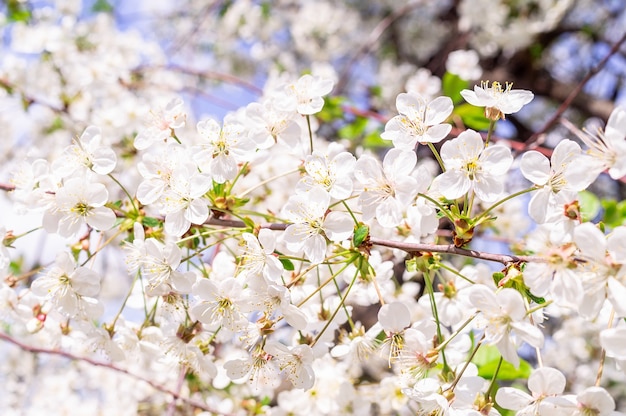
[1,1,626,415]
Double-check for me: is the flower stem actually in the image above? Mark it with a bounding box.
[108,173,138,214]
[423,270,450,373]
[306,115,314,154]
[427,142,445,172]
[475,187,535,223]
[485,119,496,146]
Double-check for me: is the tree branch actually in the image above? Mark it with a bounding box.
[0,331,229,415]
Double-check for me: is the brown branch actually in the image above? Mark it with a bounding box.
[369,237,545,265]
[525,30,626,149]
[205,217,545,264]
[0,331,229,415]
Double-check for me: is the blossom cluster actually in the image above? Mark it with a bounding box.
[0,2,626,416]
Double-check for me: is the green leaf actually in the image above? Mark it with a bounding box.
[579,190,601,222]
[442,72,469,104]
[352,224,369,247]
[317,96,345,123]
[6,0,31,22]
[92,0,114,13]
[454,103,490,131]
[361,129,388,149]
[474,345,532,380]
[279,257,294,271]
[338,116,368,141]
[142,217,161,228]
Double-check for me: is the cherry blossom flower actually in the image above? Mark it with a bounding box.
[223,344,281,388]
[194,117,255,184]
[52,126,117,176]
[568,106,626,180]
[43,177,116,238]
[296,147,356,200]
[354,148,418,228]
[161,164,212,236]
[275,74,334,115]
[437,129,513,202]
[238,229,284,284]
[31,252,101,318]
[496,366,567,415]
[136,143,190,205]
[520,139,587,223]
[573,223,626,318]
[190,277,249,332]
[134,97,186,150]
[468,285,543,367]
[282,186,353,264]
[461,81,534,120]
[139,238,196,295]
[264,341,315,390]
[246,99,302,149]
[381,92,453,149]
[446,49,482,80]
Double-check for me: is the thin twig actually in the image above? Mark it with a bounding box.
[0,331,228,415]
[525,31,626,149]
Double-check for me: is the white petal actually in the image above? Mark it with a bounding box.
[520,151,550,185]
[378,301,411,332]
[528,367,566,396]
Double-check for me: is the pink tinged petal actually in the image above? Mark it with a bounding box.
[378,301,411,332]
[529,367,566,396]
[323,212,353,241]
[600,327,626,360]
[86,206,116,231]
[437,170,470,200]
[304,234,327,264]
[520,151,551,185]
[574,223,607,261]
[607,277,626,317]
[424,96,453,125]
[496,387,533,410]
[186,198,209,225]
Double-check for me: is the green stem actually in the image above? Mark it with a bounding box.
[417,193,454,222]
[342,200,359,225]
[436,312,478,351]
[437,262,475,285]
[312,264,359,346]
[475,187,536,223]
[427,142,445,172]
[108,173,138,214]
[238,168,300,198]
[226,162,249,193]
[447,335,484,392]
[423,270,450,373]
[306,115,314,154]
[485,355,504,399]
[109,271,140,329]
